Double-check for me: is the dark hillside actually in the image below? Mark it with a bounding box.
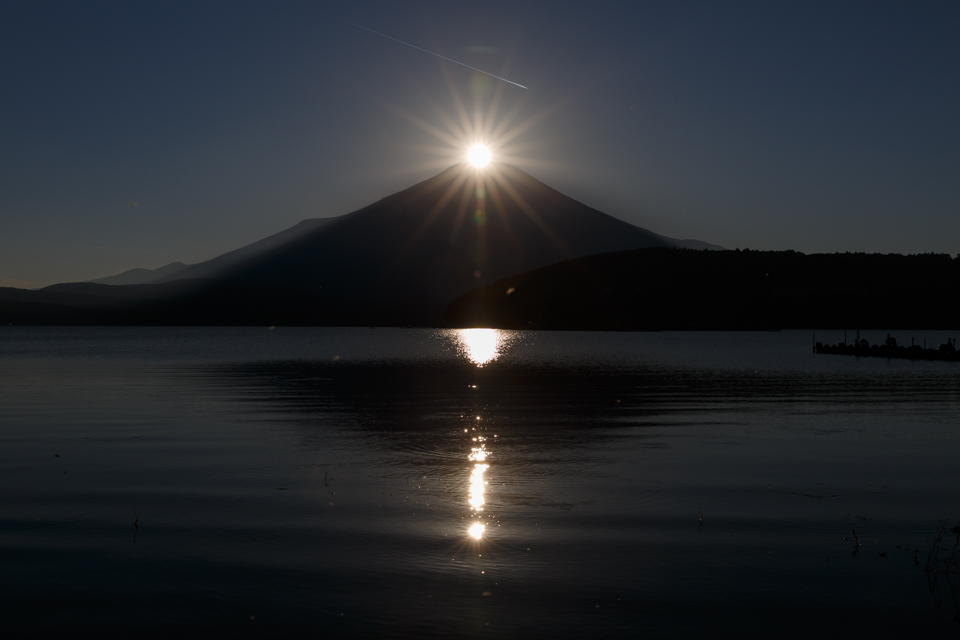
[445,249,960,330]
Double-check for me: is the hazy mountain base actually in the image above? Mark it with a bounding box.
[88,217,344,286]
[5,249,957,329]
[444,248,960,331]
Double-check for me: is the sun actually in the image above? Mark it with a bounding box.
[467,144,491,167]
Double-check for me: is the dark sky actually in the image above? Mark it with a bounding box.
[2,0,957,287]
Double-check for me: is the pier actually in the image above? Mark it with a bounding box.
[814,333,959,362]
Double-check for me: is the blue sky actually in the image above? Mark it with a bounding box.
[1,0,957,286]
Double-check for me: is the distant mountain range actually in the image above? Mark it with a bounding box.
[89,217,343,286]
[1,163,723,326]
[89,261,190,286]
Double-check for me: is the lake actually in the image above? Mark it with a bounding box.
[1,327,959,638]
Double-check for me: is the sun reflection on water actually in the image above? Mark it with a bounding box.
[467,437,489,539]
[453,328,508,366]
[445,329,513,540]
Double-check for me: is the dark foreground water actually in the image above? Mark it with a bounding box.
[1,327,959,638]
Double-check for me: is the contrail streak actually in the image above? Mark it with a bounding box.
[333,17,528,90]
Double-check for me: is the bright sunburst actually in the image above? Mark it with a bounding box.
[467,144,491,167]
[383,63,577,262]
[386,53,570,178]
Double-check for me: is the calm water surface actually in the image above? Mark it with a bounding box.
[1,327,959,638]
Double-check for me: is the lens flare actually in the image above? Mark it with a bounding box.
[467,145,491,167]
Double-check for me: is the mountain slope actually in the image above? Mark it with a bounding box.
[90,262,189,286]
[168,163,721,305]
[152,216,343,283]
[87,217,343,286]
[9,163,725,326]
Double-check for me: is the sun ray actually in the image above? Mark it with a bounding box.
[485,174,525,258]
[439,59,477,142]
[487,97,527,145]
[397,167,470,258]
[448,171,477,245]
[482,69,509,141]
[482,38,523,137]
[386,104,465,149]
[371,41,605,263]
[488,165,571,256]
[423,92,473,144]
[491,155,583,173]
[491,99,566,148]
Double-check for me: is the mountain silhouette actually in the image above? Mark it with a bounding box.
[5,163,723,326]
[88,217,343,286]
[90,262,189,286]
[145,163,720,305]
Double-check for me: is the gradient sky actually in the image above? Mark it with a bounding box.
[2,0,958,287]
